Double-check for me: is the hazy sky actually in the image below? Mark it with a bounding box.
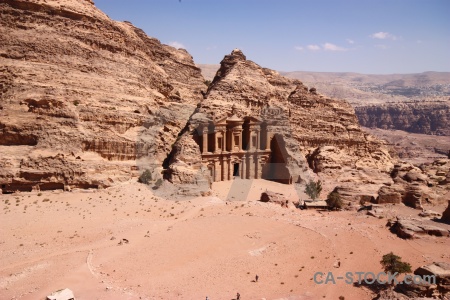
[95,0,450,74]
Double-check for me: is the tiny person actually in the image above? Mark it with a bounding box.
[236,292,240,300]
[255,274,259,282]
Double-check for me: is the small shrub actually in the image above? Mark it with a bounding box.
[380,252,411,279]
[37,193,42,197]
[138,169,152,184]
[304,180,322,200]
[326,192,343,210]
[73,100,80,106]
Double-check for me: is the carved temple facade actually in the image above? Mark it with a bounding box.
[199,113,272,182]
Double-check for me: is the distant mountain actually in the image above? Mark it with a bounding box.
[196,64,220,82]
[198,65,450,107]
[281,71,450,106]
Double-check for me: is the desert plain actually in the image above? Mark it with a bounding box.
[1,179,449,300]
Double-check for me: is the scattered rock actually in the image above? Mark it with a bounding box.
[367,208,384,218]
[46,288,75,300]
[260,191,290,208]
[118,238,129,245]
[419,210,442,219]
[333,260,341,268]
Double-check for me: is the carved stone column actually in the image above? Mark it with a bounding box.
[239,129,243,151]
[248,154,255,179]
[214,159,220,182]
[255,155,259,179]
[256,130,260,151]
[214,130,219,154]
[222,157,227,181]
[228,157,232,180]
[231,131,235,151]
[266,130,271,151]
[241,156,246,179]
[222,129,227,152]
[202,127,208,153]
[248,129,253,150]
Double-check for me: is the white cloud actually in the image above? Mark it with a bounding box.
[168,41,186,49]
[346,39,355,44]
[323,43,347,51]
[370,32,397,40]
[307,44,321,51]
[294,46,304,51]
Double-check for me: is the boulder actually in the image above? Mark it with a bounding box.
[415,262,450,280]
[404,170,428,183]
[332,185,378,204]
[46,288,75,300]
[260,191,289,207]
[403,184,424,209]
[376,185,403,204]
[389,218,450,239]
[367,208,384,218]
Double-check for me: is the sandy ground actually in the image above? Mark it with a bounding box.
[1,179,449,300]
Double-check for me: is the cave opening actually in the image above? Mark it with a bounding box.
[262,134,291,184]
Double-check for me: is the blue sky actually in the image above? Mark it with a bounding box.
[95,0,450,74]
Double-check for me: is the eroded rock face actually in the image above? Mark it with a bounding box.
[167,49,394,195]
[0,0,205,192]
[355,101,450,136]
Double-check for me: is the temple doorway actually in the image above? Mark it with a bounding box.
[233,163,240,177]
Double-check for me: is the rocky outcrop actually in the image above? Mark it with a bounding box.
[389,218,450,239]
[0,0,205,192]
[414,262,450,298]
[167,49,394,195]
[355,101,450,136]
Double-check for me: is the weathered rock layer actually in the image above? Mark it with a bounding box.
[355,102,450,136]
[0,0,205,192]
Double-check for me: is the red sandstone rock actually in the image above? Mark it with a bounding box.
[0,0,205,192]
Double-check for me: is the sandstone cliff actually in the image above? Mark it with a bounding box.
[355,101,450,136]
[0,0,205,192]
[168,49,394,196]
